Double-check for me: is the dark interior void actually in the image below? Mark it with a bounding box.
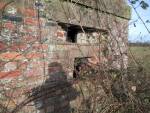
[73,57,98,79]
[67,28,78,43]
[57,22,108,43]
[73,57,89,78]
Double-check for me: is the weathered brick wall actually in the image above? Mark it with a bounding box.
[0,0,130,112]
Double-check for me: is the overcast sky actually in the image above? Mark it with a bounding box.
[128,0,150,42]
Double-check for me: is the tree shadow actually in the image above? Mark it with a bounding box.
[32,62,79,113]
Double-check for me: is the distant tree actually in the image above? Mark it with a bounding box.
[130,0,149,9]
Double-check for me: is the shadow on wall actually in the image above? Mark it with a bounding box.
[32,62,79,113]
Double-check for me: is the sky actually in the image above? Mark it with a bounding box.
[128,0,150,42]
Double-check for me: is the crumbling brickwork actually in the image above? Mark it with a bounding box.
[0,0,130,112]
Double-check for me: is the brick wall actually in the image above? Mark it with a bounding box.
[0,0,130,112]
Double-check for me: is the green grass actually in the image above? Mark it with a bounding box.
[129,46,150,73]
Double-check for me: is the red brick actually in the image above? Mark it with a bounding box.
[56,31,65,37]
[10,44,28,51]
[0,52,24,61]
[23,35,37,42]
[26,52,44,59]
[88,55,99,64]
[24,28,33,33]
[0,61,5,67]
[4,22,15,30]
[24,18,42,26]
[0,41,6,51]
[32,43,48,50]
[0,2,5,10]
[24,18,36,26]
[0,70,21,79]
[25,68,43,77]
[20,8,37,17]
[19,62,28,70]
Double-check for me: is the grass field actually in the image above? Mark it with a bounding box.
[129,46,150,73]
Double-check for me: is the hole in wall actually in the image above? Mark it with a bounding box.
[57,22,108,43]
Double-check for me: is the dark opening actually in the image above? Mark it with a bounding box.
[57,22,108,43]
[67,28,78,43]
[73,57,99,79]
[73,57,89,78]
[66,25,100,43]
